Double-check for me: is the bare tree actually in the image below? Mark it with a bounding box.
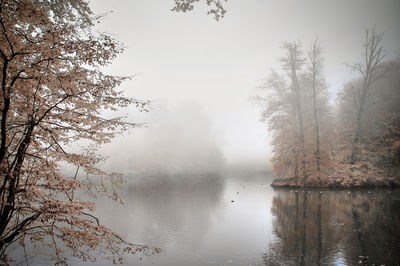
[256,71,298,179]
[349,28,387,164]
[307,39,323,173]
[281,42,306,179]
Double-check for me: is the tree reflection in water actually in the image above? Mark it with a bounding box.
[96,175,225,251]
[264,189,400,265]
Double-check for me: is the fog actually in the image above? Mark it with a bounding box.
[88,0,399,179]
[5,1,400,265]
[101,101,226,176]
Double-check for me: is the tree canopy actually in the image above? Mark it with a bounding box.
[0,0,154,264]
[171,0,227,21]
[256,40,332,186]
[256,29,400,187]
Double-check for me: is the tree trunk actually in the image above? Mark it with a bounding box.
[284,42,306,180]
[0,123,34,238]
[291,63,306,179]
[350,84,368,164]
[350,29,385,164]
[309,43,321,173]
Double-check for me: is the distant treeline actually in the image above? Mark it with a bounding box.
[255,29,400,187]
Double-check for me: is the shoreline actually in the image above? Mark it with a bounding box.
[271,177,400,189]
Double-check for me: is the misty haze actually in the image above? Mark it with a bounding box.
[1,1,399,266]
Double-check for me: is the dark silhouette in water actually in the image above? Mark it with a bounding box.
[264,189,400,265]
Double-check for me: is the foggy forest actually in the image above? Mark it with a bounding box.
[0,0,399,265]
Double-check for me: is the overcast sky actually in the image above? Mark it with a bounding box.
[90,0,400,166]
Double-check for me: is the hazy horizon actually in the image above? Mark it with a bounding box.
[90,0,400,174]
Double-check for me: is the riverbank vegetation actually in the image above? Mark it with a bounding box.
[255,29,400,188]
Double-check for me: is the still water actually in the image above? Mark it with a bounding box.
[68,174,400,266]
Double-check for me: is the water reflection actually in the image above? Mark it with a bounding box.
[264,189,400,265]
[95,175,225,251]
[7,175,400,265]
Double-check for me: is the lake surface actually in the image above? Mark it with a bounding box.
[13,173,400,265]
[69,173,400,266]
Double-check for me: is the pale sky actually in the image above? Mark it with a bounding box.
[90,0,400,166]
